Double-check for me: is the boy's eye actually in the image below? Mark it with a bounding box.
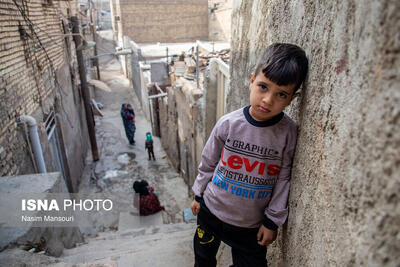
[277,92,287,99]
[258,84,267,91]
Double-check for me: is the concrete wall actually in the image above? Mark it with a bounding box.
[229,0,399,266]
[122,36,152,121]
[109,0,123,46]
[53,65,89,192]
[160,86,180,172]
[203,59,219,140]
[116,0,208,43]
[209,0,232,42]
[203,57,230,141]
[94,0,112,30]
[0,0,90,192]
[109,0,117,41]
[159,79,204,188]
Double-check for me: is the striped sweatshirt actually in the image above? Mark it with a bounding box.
[192,106,298,229]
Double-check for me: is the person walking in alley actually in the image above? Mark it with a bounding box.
[145,132,156,160]
[190,43,309,267]
[120,103,136,145]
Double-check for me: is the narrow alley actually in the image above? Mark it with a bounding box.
[0,0,397,266]
[52,49,197,266]
[79,47,192,227]
[0,32,230,266]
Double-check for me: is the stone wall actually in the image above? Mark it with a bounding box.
[229,0,399,266]
[115,0,208,43]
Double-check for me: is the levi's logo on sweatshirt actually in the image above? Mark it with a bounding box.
[220,149,280,176]
[211,139,281,200]
[222,139,281,176]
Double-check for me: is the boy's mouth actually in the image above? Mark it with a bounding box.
[258,106,270,113]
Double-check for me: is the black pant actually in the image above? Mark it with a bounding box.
[147,148,155,160]
[194,200,267,267]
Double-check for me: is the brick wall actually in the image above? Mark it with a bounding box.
[117,0,208,43]
[0,0,63,176]
[0,0,89,189]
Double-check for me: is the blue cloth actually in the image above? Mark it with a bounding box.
[121,103,136,144]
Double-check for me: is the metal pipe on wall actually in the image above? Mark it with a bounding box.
[16,115,47,173]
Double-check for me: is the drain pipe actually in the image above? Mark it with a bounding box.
[16,115,47,173]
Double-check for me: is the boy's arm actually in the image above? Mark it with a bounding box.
[192,119,227,198]
[264,129,298,230]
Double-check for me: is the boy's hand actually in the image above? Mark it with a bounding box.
[190,200,200,216]
[257,225,277,246]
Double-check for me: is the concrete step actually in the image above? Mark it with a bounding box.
[118,212,163,232]
[0,222,232,267]
[57,222,197,266]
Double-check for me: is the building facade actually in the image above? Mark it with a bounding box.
[110,0,209,44]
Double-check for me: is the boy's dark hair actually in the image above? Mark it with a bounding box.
[255,43,309,92]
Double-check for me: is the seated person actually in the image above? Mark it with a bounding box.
[133,180,164,216]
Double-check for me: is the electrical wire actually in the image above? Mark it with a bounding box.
[12,0,74,128]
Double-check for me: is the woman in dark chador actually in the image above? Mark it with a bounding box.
[120,103,136,145]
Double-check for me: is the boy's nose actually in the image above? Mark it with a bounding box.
[262,92,274,106]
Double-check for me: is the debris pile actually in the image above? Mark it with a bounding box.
[171,48,230,81]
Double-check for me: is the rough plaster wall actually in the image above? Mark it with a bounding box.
[204,59,218,140]
[192,99,205,186]
[160,87,180,172]
[159,80,204,188]
[175,87,195,184]
[229,0,399,266]
[109,0,117,40]
[55,65,88,192]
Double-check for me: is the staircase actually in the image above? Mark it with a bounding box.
[49,210,231,267]
[49,211,230,267]
[57,220,196,266]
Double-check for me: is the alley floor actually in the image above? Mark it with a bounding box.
[79,56,192,229]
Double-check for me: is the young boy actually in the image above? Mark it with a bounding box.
[191,43,308,267]
[145,132,156,161]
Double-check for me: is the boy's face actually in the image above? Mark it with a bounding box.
[249,72,298,121]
